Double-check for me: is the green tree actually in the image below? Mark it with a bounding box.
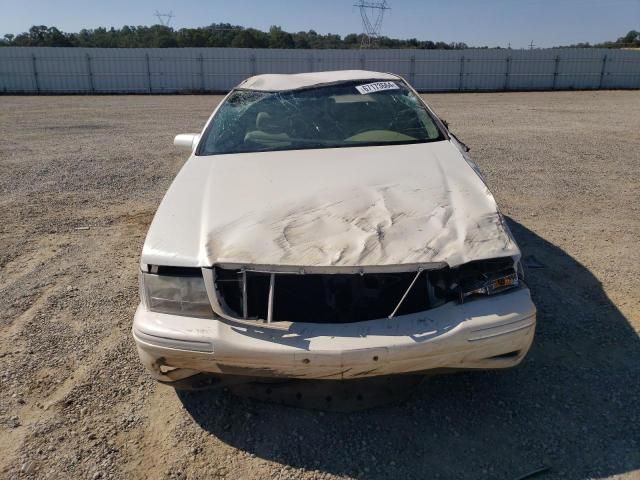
[231,29,268,48]
[268,26,294,49]
[619,30,640,47]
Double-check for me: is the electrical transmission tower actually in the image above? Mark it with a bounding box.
[154,10,175,27]
[354,1,390,48]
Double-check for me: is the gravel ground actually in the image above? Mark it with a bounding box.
[0,91,638,480]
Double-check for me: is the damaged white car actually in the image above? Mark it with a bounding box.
[133,70,536,387]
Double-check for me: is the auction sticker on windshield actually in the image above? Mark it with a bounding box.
[355,81,400,94]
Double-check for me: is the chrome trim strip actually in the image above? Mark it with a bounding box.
[469,314,534,334]
[133,329,213,352]
[388,269,423,319]
[242,269,248,319]
[267,272,275,324]
[212,262,448,275]
[467,320,535,342]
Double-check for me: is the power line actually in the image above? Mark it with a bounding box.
[154,10,174,27]
[353,1,391,48]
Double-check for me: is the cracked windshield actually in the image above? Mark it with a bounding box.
[199,80,444,155]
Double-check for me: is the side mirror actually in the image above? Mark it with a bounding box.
[174,133,201,151]
[449,131,471,153]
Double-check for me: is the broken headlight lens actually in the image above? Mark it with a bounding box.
[457,258,520,302]
[140,269,214,319]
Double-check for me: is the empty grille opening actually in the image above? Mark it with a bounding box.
[214,267,456,324]
[214,268,271,319]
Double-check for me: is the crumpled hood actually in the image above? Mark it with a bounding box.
[142,141,519,269]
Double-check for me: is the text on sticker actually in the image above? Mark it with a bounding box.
[355,81,399,94]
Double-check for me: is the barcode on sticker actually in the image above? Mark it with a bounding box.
[355,81,399,94]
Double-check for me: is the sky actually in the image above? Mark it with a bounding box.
[1,0,638,48]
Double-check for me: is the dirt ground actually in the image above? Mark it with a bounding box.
[0,90,638,480]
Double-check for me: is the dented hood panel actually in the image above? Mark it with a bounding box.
[142,141,519,269]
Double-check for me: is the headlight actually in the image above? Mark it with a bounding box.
[140,268,214,319]
[456,257,520,302]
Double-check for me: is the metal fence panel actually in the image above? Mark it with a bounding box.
[0,54,36,92]
[91,53,149,93]
[1,47,639,93]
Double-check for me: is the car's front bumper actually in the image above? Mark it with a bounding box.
[132,286,536,382]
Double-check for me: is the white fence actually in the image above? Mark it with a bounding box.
[1,47,639,93]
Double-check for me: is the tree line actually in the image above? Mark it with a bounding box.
[1,24,638,49]
[0,24,468,49]
[562,30,639,49]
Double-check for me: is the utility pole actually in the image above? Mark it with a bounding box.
[154,10,175,27]
[354,1,391,48]
[529,40,535,50]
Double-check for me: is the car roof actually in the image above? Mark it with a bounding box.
[237,70,402,92]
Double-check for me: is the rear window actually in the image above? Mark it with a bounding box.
[198,80,445,155]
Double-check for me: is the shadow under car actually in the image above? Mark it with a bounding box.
[175,218,640,480]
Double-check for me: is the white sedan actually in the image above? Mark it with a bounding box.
[133,70,536,386]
